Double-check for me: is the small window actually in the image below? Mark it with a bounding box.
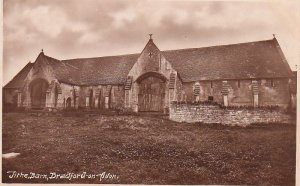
[270,79,274,87]
[210,81,213,88]
[257,80,261,85]
[208,96,214,101]
[148,52,153,58]
[266,79,274,87]
[238,80,240,88]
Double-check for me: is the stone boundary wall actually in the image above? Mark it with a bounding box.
[169,102,294,126]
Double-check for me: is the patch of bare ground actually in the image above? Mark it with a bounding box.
[2,113,296,185]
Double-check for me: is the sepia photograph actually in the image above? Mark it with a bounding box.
[1,0,299,185]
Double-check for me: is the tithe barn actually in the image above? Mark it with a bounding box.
[3,36,296,113]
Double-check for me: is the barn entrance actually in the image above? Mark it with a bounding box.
[66,97,72,109]
[137,73,166,112]
[29,79,49,109]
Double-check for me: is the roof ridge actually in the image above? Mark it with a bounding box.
[62,53,140,62]
[43,54,61,62]
[54,39,274,61]
[162,39,274,53]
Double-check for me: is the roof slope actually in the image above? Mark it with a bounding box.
[61,54,139,85]
[162,38,293,82]
[4,62,34,89]
[290,71,297,94]
[4,38,293,88]
[43,55,82,85]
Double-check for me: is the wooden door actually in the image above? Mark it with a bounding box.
[138,76,165,112]
[30,79,48,109]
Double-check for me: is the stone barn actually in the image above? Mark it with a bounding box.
[3,36,296,113]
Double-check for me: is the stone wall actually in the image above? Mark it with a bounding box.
[76,85,124,109]
[169,102,294,126]
[111,85,125,109]
[182,81,223,103]
[3,89,18,105]
[59,83,79,109]
[181,78,291,108]
[259,78,290,107]
[3,89,18,111]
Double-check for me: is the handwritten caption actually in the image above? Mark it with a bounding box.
[6,171,119,182]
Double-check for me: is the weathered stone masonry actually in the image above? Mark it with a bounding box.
[170,102,294,125]
[3,37,296,115]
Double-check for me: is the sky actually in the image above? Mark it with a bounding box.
[3,0,300,85]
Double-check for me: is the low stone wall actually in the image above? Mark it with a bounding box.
[169,102,294,126]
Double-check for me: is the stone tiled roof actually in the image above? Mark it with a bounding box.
[62,54,139,85]
[4,62,34,89]
[290,71,297,94]
[34,54,139,85]
[4,38,293,88]
[61,54,139,85]
[44,55,83,85]
[162,38,293,82]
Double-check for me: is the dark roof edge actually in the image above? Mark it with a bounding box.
[59,39,160,63]
[3,62,34,89]
[58,80,124,87]
[44,54,61,62]
[58,80,78,86]
[272,38,293,76]
[61,53,139,62]
[181,76,292,83]
[162,39,274,53]
[50,38,277,62]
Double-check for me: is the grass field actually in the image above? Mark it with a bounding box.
[2,113,296,185]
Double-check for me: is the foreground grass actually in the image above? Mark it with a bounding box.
[2,113,296,185]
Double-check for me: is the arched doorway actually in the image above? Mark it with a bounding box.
[29,79,49,109]
[66,97,72,109]
[137,72,166,112]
